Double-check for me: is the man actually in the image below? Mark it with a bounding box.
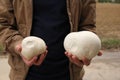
[0,0,102,80]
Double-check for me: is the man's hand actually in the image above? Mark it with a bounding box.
[15,44,48,66]
[65,51,102,67]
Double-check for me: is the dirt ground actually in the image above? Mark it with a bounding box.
[0,50,120,80]
[0,56,10,80]
[83,51,120,80]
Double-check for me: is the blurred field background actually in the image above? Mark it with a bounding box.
[96,3,120,50]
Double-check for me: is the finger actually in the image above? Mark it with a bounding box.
[82,57,91,66]
[23,56,37,66]
[65,51,68,56]
[45,50,48,54]
[71,56,84,67]
[65,52,83,67]
[65,52,74,62]
[15,44,22,52]
[97,51,102,56]
[34,52,47,65]
[65,52,73,58]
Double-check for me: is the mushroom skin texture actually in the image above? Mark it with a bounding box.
[64,31,101,60]
[21,36,46,60]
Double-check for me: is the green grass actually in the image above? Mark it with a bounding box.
[101,38,120,50]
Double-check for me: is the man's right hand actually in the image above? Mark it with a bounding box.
[15,44,48,66]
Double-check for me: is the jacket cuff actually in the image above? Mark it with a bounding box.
[5,34,23,56]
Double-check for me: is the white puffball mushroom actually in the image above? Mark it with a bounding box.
[21,36,46,60]
[64,31,101,60]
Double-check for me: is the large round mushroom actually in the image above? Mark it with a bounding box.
[64,31,101,60]
[21,36,46,60]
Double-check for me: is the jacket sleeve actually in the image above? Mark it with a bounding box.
[0,0,23,55]
[78,0,96,32]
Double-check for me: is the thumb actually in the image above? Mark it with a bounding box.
[15,44,22,53]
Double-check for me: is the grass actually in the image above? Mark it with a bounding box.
[101,38,120,50]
